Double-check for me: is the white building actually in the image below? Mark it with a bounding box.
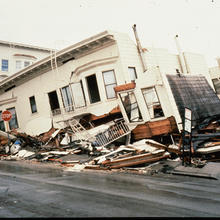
[209,57,220,98]
[0,30,214,138]
[0,40,51,80]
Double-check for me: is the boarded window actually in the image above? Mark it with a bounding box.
[48,90,60,115]
[29,96,37,113]
[7,107,19,130]
[128,67,137,81]
[86,74,101,104]
[61,86,73,112]
[70,81,86,108]
[0,111,5,131]
[119,91,143,122]
[103,70,117,99]
[142,87,164,119]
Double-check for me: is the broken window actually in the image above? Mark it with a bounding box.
[48,90,61,115]
[70,81,86,108]
[29,96,37,113]
[102,70,117,99]
[142,87,164,119]
[212,78,220,95]
[61,86,73,112]
[128,67,137,81]
[7,107,19,130]
[119,91,143,122]
[86,74,101,104]
[0,111,5,131]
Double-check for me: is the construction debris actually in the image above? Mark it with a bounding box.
[0,115,220,176]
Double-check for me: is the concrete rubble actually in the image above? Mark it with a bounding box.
[0,116,220,178]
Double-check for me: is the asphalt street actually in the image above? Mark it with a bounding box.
[0,160,220,217]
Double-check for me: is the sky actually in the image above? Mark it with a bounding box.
[0,0,219,67]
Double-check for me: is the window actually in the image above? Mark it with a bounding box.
[16,60,22,70]
[119,91,143,122]
[48,91,60,115]
[86,74,101,104]
[61,86,73,112]
[24,61,31,67]
[70,81,86,108]
[1,59,8,72]
[7,107,19,130]
[128,67,137,81]
[102,70,117,99]
[29,96,37,113]
[142,87,164,119]
[0,111,5,131]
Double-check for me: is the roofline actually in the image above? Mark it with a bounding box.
[0,39,52,52]
[0,30,115,89]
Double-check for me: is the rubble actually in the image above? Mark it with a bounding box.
[0,115,220,177]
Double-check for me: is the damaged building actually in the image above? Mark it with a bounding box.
[0,28,220,169]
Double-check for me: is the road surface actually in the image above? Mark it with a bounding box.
[0,160,219,217]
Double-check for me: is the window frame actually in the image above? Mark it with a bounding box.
[1,59,9,72]
[102,69,117,99]
[60,85,74,112]
[7,107,19,130]
[16,60,22,70]
[29,96,37,114]
[86,74,101,104]
[141,87,164,119]
[128,67,137,81]
[70,81,86,108]
[119,90,143,123]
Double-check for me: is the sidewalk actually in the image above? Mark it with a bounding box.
[171,162,220,179]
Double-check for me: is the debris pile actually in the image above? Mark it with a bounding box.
[0,116,220,174]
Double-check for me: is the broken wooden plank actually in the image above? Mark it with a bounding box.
[105,153,170,169]
[102,150,166,167]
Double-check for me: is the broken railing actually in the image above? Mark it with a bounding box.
[94,120,130,147]
[68,118,130,147]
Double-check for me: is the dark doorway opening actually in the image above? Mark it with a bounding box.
[86,74,101,104]
[48,90,60,115]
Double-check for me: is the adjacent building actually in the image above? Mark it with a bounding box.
[0,40,51,81]
[209,57,220,98]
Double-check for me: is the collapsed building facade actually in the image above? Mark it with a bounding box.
[0,28,219,166]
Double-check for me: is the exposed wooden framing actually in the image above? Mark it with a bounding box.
[132,116,178,140]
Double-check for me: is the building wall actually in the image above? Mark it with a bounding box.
[0,32,145,133]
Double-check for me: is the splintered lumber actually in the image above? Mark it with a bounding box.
[101,150,169,169]
[145,140,181,154]
[196,145,220,154]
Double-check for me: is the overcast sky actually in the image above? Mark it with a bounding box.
[0,0,219,66]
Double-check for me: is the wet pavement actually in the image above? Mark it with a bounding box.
[0,160,220,217]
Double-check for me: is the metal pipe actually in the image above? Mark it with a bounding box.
[174,35,188,74]
[132,24,148,72]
